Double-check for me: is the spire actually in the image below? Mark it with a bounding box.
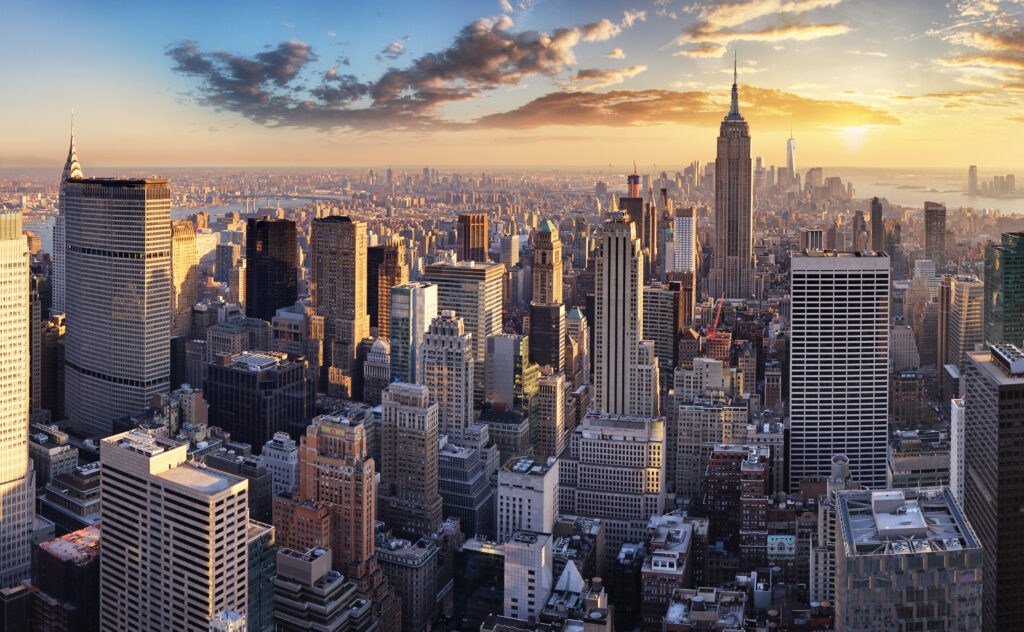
[62,109,83,181]
[726,50,743,121]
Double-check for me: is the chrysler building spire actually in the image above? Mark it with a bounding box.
[62,110,83,181]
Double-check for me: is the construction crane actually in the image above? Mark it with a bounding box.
[708,291,725,338]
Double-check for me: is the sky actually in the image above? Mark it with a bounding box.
[2,0,1024,170]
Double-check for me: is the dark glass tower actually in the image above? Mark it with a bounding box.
[984,232,1024,347]
[245,218,297,322]
[925,201,947,268]
[870,196,884,252]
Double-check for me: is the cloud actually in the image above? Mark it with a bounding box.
[327,31,336,37]
[169,16,597,130]
[582,19,622,42]
[932,14,1024,98]
[477,85,899,130]
[937,53,1024,71]
[499,0,514,12]
[847,49,888,56]
[378,40,406,60]
[692,0,843,30]
[282,22,295,29]
[567,65,647,90]
[675,0,850,56]
[1009,116,1024,123]
[683,22,852,46]
[622,9,647,27]
[674,43,728,57]
[608,48,626,58]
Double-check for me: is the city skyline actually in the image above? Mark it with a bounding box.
[3,0,1024,169]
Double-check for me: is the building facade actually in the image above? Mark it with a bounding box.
[245,218,297,323]
[99,431,249,631]
[0,211,32,587]
[789,252,890,490]
[64,179,171,435]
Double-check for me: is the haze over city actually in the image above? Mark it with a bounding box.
[3,0,1024,168]
[3,1,1024,632]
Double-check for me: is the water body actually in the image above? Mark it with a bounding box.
[827,168,1024,214]
[26,198,318,255]
[171,197,316,220]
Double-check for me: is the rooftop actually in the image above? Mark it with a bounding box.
[502,456,556,476]
[664,588,746,628]
[40,525,101,564]
[838,488,981,557]
[156,462,244,494]
[223,350,293,371]
[112,430,183,457]
[968,349,1024,385]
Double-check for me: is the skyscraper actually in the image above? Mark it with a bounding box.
[246,218,297,322]
[373,239,408,340]
[528,303,565,372]
[310,216,370,398]
[963,344,1024,632]
[389,282,437,384]
[52,116,82,316]
[532,220,562,304]
[424,260,505,399]
[671,206,696,274]
[786,131,796,188]
[984,232,1024,347]
[924,201,947,269]
[456,213,488,262]
[171,221,199,338]
[379,383,443,537]
[0,210,31,587]
[946,275,984,369]
[709,61,755,299]
[969,165,978,197]
[870,197,884,252]
[99,431,249,631]
[535,369,566,458]
[789,252,890,490]
[64,178,171,435]
[421,311,474,436]
[558,410,665,569]
[594,214,644,416]
[205,351,310,447]
[297,413,396,624]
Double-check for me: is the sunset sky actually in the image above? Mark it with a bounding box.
[2,0,1024,169]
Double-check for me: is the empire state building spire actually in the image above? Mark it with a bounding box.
[726,51,743,121]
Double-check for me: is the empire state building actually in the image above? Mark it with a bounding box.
[709,60,755,299]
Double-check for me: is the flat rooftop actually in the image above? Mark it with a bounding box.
[503,456,556,476]
[65,177,169,186]
[838,488,981,557]
[40,525,101,563]
[226,350,292,371]
[156,462,244,495]
[968,349,1024,385]
[112,430,184,457]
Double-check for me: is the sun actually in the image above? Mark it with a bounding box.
[837,125,871,153]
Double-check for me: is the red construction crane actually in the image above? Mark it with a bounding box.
[708,291,725,338]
